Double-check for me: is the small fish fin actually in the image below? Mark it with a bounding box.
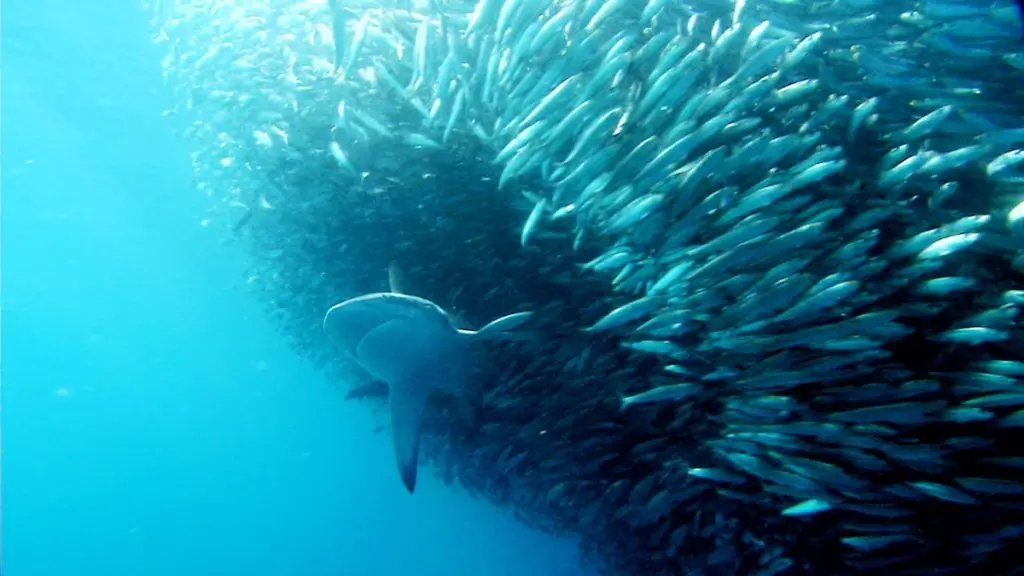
[389,385,430,494]
[388,261,408,294]
[473,311,535,337]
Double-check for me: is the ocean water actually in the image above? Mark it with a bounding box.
[0,2,591,575]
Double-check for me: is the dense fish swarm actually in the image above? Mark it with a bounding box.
[149,0,1024,573]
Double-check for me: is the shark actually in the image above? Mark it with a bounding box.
[322,263,533,493]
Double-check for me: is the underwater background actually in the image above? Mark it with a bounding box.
[0,1,588,574]
[6,0,1024,574]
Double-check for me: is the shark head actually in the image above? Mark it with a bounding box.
[323,292,474,493]
[322,292,455,357]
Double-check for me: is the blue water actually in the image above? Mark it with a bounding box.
[1,2,589,574]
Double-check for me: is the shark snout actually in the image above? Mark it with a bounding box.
[325,300,383,348]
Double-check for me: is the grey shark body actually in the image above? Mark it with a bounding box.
[324,292,474,492]
[323,267,533,493]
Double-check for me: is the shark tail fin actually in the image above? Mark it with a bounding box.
[389,385,430,494]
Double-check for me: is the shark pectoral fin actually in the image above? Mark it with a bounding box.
[389,385,430,494]
[458,328,540,342]
[471,309,536,336]
[491,330,541,341]
[464,311,540,338]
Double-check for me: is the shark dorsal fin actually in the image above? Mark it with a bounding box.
[388,262,476,329]
[388,261,408,294]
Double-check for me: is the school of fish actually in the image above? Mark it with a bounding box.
[148,0,1024,573]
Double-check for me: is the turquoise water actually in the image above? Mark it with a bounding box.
[0,2,589,574]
